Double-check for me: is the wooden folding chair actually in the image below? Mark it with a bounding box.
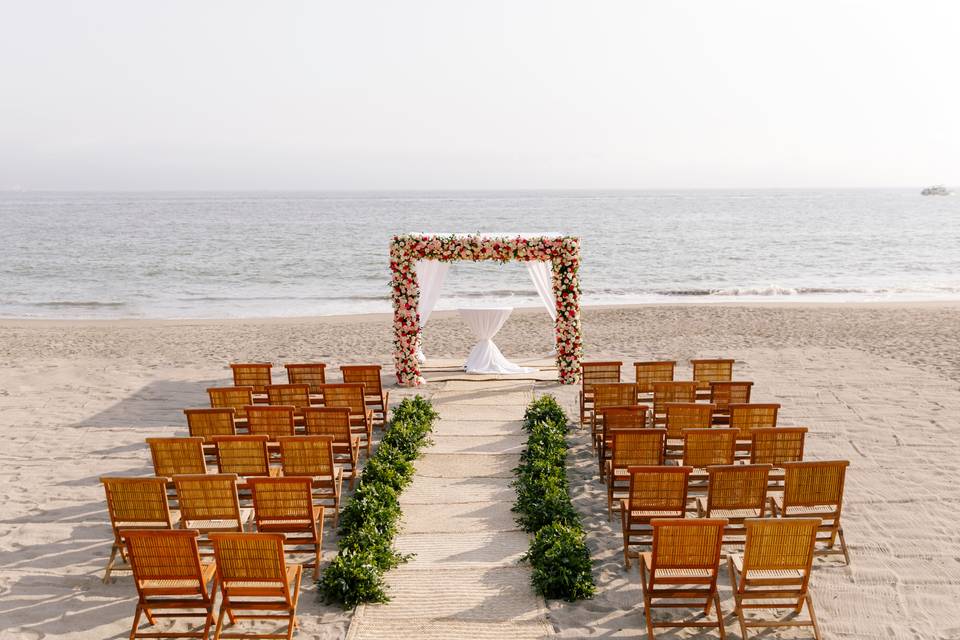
[229,363,273,401]
[663,402,714,460]
[283,363,327,397]
[605,429,666,520]
[100,476,176,582]
[317,383,373,457]
[303,407,361,490]
[696,464,772,546]
[579,361,623,429]
[248,477,325,580]
[691,358,735,397]
[211,435,278,482]
[209,532,302,640]
[341,364,391,429]
[652,381,697,426]
[640,518,727,640]
[208,387,255,424]
[751,427,806,487]
[620,465,692,568]
[708,381,754,424]
[591,382,638,451]
[245,405,297,441]
[124,529,217,640]
[264,384,313,418]
[596,405,648,479]
[681,428,738,496]
[278,435,342,527]
[771,460,851,564]
[729,403,779,454]
[148,437,208,479]
[173,474,251,536]
[185,408,237,441]
[727,518,823,639]
[634,361,676,404]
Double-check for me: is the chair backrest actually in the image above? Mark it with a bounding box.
[184,407,237,441]
[750,427,807,465]
[581,361,622,391]
[648,518,726,581]
[682,428,737,467]
[284,363,327,393]
[318,383,367,414]
[705,464,771,514]
[782,460,849,510]
[610,429,666,468]
[663,403,714,439]
[101,477,173,530]
[230,363,273,393]
[592,383,638,412]
[598,405,647,435]
[245,405,296,441]
[209,532,292,602]
[173,474,242,522]
[146,437,207,476]
[690,358,735,390]
[125,529,210,598]
[212,435,272,476]
[278,436,336,477]
[208,386,255,419]
[739,518,820,587]
[302,407,353,443]
[729,403,780,437]
[634,361,676,394]
[652,381,698,416]
[626,465,692,514]
[341,365,384,397]
[265,384,312,411]
[709,381,754,412]
[249,476,315,527]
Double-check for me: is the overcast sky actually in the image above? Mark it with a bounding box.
[1,1,958,190]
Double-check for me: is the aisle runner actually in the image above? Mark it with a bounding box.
[346,380,553,639]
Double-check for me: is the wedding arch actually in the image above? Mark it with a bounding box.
[390,233,583,386]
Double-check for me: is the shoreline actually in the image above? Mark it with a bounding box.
[2,298,960,327]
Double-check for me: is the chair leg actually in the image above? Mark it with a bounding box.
[143,606,157,626]
[213,606,227,640]
[639,563,655,640]
[103,543,120,583]
[807,593,823,640]
[621,511,631,569]
[839,528,851,565]
[606,486,613,522]
[129,604,142,640]
[727,557,749,640]
[201,608,214,640]
[714,592,727,640]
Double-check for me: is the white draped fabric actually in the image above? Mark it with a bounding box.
[525,261,556,320]
[459,308,536,374]
[415,260,449,363]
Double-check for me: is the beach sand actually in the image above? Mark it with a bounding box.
[2,302,959,638]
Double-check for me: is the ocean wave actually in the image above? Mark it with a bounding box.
[28,300,128,308]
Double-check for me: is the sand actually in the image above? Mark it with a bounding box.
[2,302,960,638]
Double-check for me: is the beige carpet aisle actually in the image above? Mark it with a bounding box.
[346,379,554,640]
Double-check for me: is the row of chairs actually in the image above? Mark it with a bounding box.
[226,362,389,428]
[101,472,327,584]
[123,529,302,640]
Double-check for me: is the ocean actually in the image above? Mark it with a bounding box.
[1,189,958,319]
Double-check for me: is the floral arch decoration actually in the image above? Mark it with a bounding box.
[390,234,583,386]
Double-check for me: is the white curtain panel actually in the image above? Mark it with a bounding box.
[415,259,450,362]
[459,308,536,374]
[525,260,557,320]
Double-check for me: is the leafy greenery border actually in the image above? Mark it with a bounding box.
[512,395,596,601]
[318,395,438,607]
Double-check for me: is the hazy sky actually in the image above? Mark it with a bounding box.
[1,1,958,190]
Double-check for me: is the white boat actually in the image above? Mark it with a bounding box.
[921,185,951,196]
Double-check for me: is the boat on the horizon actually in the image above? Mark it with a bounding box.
[921,184,951,196]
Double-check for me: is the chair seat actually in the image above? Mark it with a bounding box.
[731,554,804,579]
[141,563,216,590]
[628,509,684,518]
[700,504,762,519]
[223,565,300,590]
[772,496,838,515]
[117,514,180,531]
